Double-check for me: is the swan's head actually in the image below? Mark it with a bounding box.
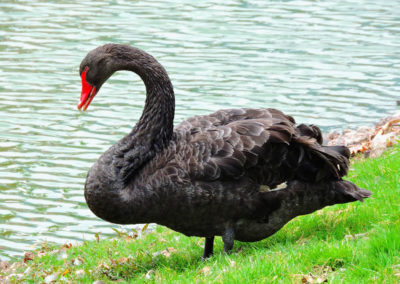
[78,45,118,111]
[78,43,170,111]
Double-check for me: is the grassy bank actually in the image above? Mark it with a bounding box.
[2,144,400,283]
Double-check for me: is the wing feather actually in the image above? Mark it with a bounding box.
[141,108,349,188]
[176,108,296,182]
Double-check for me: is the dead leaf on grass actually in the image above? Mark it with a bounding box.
[125,236,135,242]
[161,247,177,258]
[56,249,68,260]
[145,269,155,279]
[300,273,327,283]
[344,233,367,241]
[61,243,72,249]
[6,273,24,281]
[37,251,47,257]
[9,262,24,271]
[296,235,312,246]
[117,257,129,264]
[109,258,117,266]
[23,252,35,263]
[153,247,177,258]
[0,260,10,271]
[44,273,59,284]
[75,269,85,276]
[97,262,110,270]
[71,257,84,266]
[293,265,333,284]
[199,266,211,276]
[313,265,333,274]
[24,267,32,275]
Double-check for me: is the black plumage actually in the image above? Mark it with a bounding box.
[78,44,371,259]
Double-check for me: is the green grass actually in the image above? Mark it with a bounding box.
[2,144,400,283]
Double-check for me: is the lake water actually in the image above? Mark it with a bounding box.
[0,0,399,260]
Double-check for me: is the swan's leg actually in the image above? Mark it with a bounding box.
[222,227,235,253]
[202,237,214,260]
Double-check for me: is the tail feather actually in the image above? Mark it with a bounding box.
[293,136,350,182]
[333,180,372,203]
[327,145,350,159]
[259,180,371,223]
[293,124,352,182]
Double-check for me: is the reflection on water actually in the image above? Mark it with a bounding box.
[0,0,399,260]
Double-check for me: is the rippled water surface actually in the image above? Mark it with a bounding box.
[0,0,399,260]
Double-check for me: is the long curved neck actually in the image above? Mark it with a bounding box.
[111,45,175,182]
[122,46,174,146]
[84,45,176,224]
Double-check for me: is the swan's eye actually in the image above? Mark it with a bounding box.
[80,66,89,76]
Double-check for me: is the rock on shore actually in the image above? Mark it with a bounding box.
[326,111,400,158]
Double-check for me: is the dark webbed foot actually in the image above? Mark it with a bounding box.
[222,227,235,253]
[202,237,214,260]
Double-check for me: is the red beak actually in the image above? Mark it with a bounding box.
[77,68,97,111]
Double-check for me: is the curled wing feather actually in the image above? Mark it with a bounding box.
[175,108,296,182]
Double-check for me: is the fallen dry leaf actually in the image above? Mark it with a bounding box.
[44,273,58,283]
[125,235,136,242]
[0,260,10,271]
[56,250,68,260]
[109,258,117,266]
[161,247,177,258]
[117,257,129,264]
[37,251,47,257]
[6,273,24,281]
[199,266,211,276]
[344,233,367,241]
[24,267,32,275]
[145,269,155,279]
[62,269,70,276]
[61,243,72,249]
[97,262,110,270]
[75,269,85,276]
[296,235,312,246]
[153,247,178,258]
[9,262,24,271]
[72,257,84,266]
[294,265,333,284]
[301,273,327,283]
[24,252,35,263]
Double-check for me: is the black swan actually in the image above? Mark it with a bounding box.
[77,44,371,259]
